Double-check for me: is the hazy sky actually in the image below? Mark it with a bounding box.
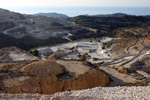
[0,0,150,7]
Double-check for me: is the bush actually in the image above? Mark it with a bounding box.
[102,44,106,49]
[31,49,39,56]
[43,52,53,57]
[55,57,60,60]
[78,54,87,61]
[134,46,138,50]
[78,54,81,57]
[102,42,113,49]
[95,37,100,42]
[29,50,33,54]
[80,54,86,61]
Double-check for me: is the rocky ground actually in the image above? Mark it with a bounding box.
[0,46,38,62]
[37,37,117,63]
[99,66,138,86]
[0,86,150,100]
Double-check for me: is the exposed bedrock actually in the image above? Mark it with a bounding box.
[0,60,110,94]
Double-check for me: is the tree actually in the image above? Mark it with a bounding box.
[32,49,39,56]
[29,50,33,54]
[102,43,106,49]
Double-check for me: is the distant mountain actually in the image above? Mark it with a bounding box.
[35,12,69,19]
[91,13,128,17]
[145,15,150,19]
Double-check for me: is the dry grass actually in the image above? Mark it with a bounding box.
[106,38,138,58]
[109,38,138,51]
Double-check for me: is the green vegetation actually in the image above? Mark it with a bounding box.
[69,15,150,38]
[134,46,138,50]
[102,44,106,50]
[120,32,135,37]
[120,32,144,38]
[102,42,113,49]
[29,50,33,54]
[43,52,53,57]
[95,37,100,42]
[107,38,138,53]
[78,53,88,61]
[29,49,39,56]
[80,54,86,61]
[90,38,93,42]
[55,56,60,60]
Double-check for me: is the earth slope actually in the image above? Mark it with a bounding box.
[0,59,110,94]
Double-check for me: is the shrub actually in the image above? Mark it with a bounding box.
[95,37,100,42]
[29,50,33,54]
[55,57,60,60]
[32,49,39,56]
[78,54,81,57]
[80,54,86,61]
[102,42,113,49]
[102,44,106,49]
[134,46,138,50]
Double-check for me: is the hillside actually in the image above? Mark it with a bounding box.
[0,59,110,94]
[0,34,68,50]
[68,15,150,37]
[91,13,128,17]
[0,46,38,62]
[35,12,69,19]
[0,8,94,50]
[1,8,150,50]
[0,9,84,39]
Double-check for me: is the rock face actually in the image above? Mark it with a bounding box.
[8,70,110,94]
[0,60,110,94]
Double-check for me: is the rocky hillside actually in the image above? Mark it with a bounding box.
[0,8,84,39]
[35,12,69,19]
[68,14,150,37]
[1,8,150,50]
[0,8,94,50]
[91,13,128,17]
[0,34,68,50]
[0,46,38,62]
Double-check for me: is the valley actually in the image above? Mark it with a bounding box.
[0,8,150,99]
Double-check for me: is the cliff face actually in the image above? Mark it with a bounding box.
[0,59,110,94]
[8,70,110,94]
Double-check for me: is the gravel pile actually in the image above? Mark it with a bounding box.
[0,86,150,100]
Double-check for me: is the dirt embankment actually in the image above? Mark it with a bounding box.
[0,60,110,94]
[8,70,109,94]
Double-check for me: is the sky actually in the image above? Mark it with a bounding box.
[0,0,150,8]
